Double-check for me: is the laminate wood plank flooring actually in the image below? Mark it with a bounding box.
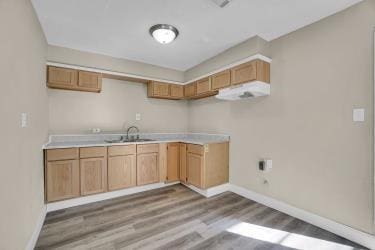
[35,184,366,250]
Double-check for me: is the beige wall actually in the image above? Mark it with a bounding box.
[188,0,375,233]
[48,45,185,83]
[0,0,48,249]
[48,79,189,134]
[185,36,270,81]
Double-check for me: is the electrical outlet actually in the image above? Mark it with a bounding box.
[135,113,141,121]
[92,128,101,133]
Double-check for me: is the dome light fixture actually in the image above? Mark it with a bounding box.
[149,24,179,44]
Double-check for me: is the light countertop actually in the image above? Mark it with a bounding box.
[43,133,230,149]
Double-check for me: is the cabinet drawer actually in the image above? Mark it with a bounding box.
[187,144,204,155]
[196,77,211,95]
[46,148,79,161]
[80,147,107,158]
[108,145,136,156]
[137,144,159,154]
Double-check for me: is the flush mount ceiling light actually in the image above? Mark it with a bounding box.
[149,24,179,44]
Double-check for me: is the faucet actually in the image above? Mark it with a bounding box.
[125,126,140,141]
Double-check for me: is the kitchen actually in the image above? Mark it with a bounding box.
[1,0,375,249]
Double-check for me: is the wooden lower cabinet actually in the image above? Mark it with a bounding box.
[137,153,159,186]
[186,142,229,189]
[179,143,187,183]
[167,143,180,182]
[108,155,136,191]
[80,157,107,195]
[45,141,229,202]
[46,159,80,202]
[187,152,203,188]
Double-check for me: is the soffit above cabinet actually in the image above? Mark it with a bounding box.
[32,0,361,71]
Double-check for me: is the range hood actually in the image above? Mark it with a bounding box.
[215,81,270,101]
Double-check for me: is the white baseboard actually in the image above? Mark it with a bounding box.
[47,181,179,212]
[26,206,47,250]
[229,184,375,249]
[182,183,230,197]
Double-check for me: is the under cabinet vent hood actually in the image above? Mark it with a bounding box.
[215,81,270,101]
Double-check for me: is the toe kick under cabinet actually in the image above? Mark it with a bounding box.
[44,142,229,202]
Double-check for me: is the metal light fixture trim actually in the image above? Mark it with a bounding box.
[149,24,179,44]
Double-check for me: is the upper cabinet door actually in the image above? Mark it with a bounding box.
[78,71,102,92]
[80,157,107,195]
[47,66,78,89]
[148,81,170,98]
[196,77,211,95]
[184,82,196,98]
[231,61,257,86]
[46,159,80,202]
[211,70,231,90]
[170,84,184,99]
[167,143,180,182]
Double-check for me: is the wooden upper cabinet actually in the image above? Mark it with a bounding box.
[148,81,170,98]
[170,84,184,99]
[196,77,211,95]
[231,60,270,86]
[47,66,78,89]
[184,82,196,98]
[80,157,107,195]
[211,70,231,90]
[47,66,102,93]
[179,143,187,183]
[167,143,180,182]
[78,71,102,92]
[46,159,80,202]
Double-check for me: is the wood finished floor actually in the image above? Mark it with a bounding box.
[36,184,366,250]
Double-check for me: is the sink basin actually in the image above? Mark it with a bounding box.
[105,138,155,143]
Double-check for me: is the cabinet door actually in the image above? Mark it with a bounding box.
[187,153,203,188]
[149,81,170,98]
[80,157,107,195]
[78,71,102,91]
[212,70,231,90]
[196,77,211,95]
[170,84,184,99]
[108,155,136,191]
[167,143,179,182]
[46,160,80,202]
[184,82,196,98]
[179,143,187,183]
[47,66,78,89]
[231,61,257,86]
[137,153,159,185]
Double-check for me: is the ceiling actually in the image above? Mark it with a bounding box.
[32,0,361,71]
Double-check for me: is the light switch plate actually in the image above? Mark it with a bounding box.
[21,113,27,128]
[353,108,365,122]
[135,113,141,121]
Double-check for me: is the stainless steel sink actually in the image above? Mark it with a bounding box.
[105,138,155,143]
